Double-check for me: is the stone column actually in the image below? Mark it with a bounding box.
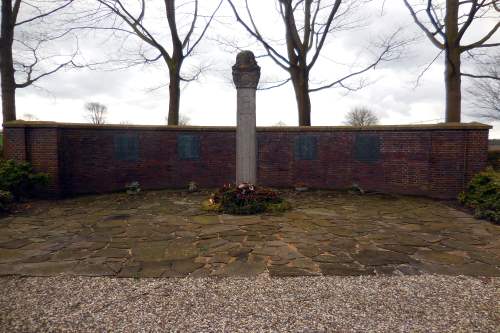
[232,51,260,185]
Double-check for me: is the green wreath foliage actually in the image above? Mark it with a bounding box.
[203,183,291,215]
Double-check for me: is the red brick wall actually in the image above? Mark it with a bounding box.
[3,127,27,161]
[4,127,60,195]
[3,122,491,199]
[58,128,235,195]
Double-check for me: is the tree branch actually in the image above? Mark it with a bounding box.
[461,21,500,51]
[402,0,445,49]
[257,78,291,90]
[226,0,290,70]
[15,0,75,26]
[309,29,406,92]
[185,0,223,57]
[461,72,500,80]
[307,0,342,70]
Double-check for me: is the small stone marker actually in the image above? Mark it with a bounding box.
[232,51,260,184]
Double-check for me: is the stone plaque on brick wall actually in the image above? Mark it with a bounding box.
[177,134,200,160]
[114,134,139,161]
[354,134,380,162]
[294,136,318,160]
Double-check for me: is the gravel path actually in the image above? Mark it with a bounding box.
[1,275,499,332]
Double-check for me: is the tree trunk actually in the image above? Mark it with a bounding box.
[444,0,461,123]
[291,68,311,126]
[0,0,17,125]
[0,61,16,125]
[167,66,181,125]
[444,47,461,122]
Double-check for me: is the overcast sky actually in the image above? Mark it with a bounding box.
[10,0,500,137]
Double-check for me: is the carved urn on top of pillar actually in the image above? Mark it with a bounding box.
[232,51,260,185]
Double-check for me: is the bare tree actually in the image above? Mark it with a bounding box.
[21,113,38,121]
[467,52,500,121]
[85,102,107,125]
[0,0,78,125]
[83,0,222,125]
[403,0,500,123]
[178,114,191,126]
[166,114,191,125]
[344,106,378,126]
[227,0,406,126]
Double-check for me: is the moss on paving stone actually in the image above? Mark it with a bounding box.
[133,243,169,261]
[91,248,130,259]
[376,244,419,255]
[414,250,472,265]
[171,259,204,274]
[0,239,31,249]
[318,263,375,276]
[211,259,267,277]
[354,249,415,266]
[117,263,141,278]
[17,261,79,276]
[313,253,354,264]
[0,190,499,277]
[268,265,320,277]
[72,262,116,277]
[139,261,179,278]
[191,215,220,225]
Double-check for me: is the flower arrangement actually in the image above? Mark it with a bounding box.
[125,181,141,195]
[202,183,291,215]
[188,181,199,193]
[294,182,309,192]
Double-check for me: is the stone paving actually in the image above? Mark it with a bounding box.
[0,190,499,278]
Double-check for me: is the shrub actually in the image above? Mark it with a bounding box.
[203,183,291,215]
[0,190,13,212]
[458,169,500,224]
[0,160,48,199]
[488,150,500,171]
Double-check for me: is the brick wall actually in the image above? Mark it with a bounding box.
[3,122,491,199]
[3,126,60,195]
[4,127,27,161]
[57,128,235,195]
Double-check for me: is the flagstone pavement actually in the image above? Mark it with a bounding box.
[0,190,499,278]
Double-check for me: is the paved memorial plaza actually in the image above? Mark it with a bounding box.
[0,190,499,278]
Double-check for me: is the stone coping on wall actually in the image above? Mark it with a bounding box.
[3,120,492,132]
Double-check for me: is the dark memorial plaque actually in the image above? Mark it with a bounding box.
[177,134,200,160]
[354,134,381,163]
[114,134,139,161]
[294,136,318,160]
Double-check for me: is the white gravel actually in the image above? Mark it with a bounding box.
[1,275,499,332]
